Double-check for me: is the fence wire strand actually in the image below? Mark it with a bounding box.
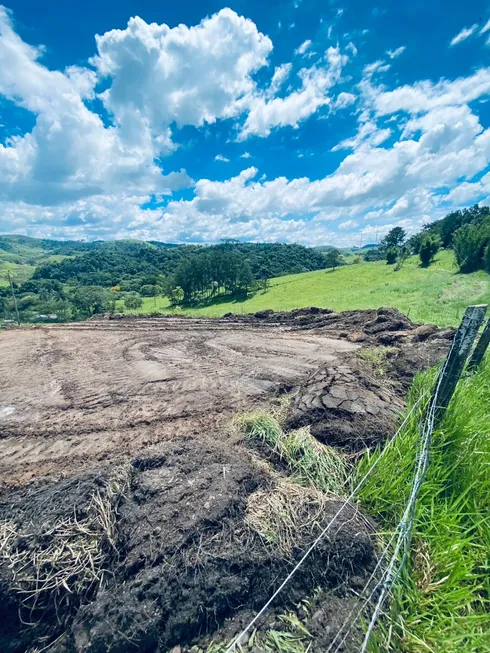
[224,394,428,653]
[357,337,457,653]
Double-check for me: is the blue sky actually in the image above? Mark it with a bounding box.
[1,1,490,245]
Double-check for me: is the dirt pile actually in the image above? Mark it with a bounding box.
[0,437,376,653]
[268,308,453,449]
[225,306,455,345]
[0,308,456,651]
[286,356,405,450]
[0,319,356,488]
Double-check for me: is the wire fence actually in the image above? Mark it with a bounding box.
[225,304,489,653]
[224,396,427,653]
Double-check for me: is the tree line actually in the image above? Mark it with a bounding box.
[32,240,327,289]
[1,241,327,322]
[362,205,490,274]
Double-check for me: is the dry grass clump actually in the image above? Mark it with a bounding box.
[0,464,131,623]
[236,412,347,495]
[244,479,330,557]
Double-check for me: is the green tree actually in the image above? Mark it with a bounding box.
[485,243,490,274]
[70,286,114,317]
[425,205,490,248]
[236,261,253,293]
[453,220,490,272]
[419,234,441,266]
[124,292,143,310]
[169,286,184,306]
[386,247,399,264]
[140,284,162,306]
[381,227,407,250]
[140,284,160,297]
[324,249,343,270]
[406,233,424,255]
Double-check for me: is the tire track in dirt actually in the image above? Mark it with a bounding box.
[0,318,358,487]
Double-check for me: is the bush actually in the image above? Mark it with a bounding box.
[485,243,490,273]
[453,221,490,272]
[419,234,441,266]
[124,292,143,310]
[140,284,161,298]
[386,247,399,264]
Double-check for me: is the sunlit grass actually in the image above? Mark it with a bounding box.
[117,250,490,327]
[236,412,347,495]
[356,357,490,652]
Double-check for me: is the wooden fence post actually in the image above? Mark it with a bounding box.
[467,317,490,371]
[432,305,487,427]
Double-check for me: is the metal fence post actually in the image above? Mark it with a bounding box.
[432,304,487,427]
[468,317,490,371]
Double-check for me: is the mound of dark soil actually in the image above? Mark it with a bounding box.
[0,437,376,653]
[225,306,455,346]
[285,357,404,450]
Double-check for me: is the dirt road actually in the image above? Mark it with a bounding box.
[0,317,357,487]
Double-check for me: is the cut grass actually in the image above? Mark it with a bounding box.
[236,412,347,495]
[245,479,331,557]
[356,357,490,652]
[0,465,131,622]
[117,250,490,327]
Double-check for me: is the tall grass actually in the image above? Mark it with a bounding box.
[236,412,347,495]
[356,358,490,652]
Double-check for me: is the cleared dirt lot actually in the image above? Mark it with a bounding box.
[0,317,357,487]
[0,310,454,653]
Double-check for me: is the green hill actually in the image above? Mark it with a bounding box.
[118,249,490,327]
[0,235,329,290]
[31,241,328,286]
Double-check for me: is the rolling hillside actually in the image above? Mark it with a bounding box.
[119,250,490,327]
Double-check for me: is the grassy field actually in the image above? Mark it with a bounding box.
[357,358,490,652]
[118,250,490,327]
[0,262,37,287]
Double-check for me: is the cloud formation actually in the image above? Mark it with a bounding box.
[450,24,478,46]
[1,5,490,246]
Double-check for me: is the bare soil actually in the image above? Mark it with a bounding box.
[0,309,453,652]
[0,317,356,488]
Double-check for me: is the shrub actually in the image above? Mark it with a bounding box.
[419,234,441,266]
[453,220,490,272]
[124,292,143,310]
[386,247,399,264]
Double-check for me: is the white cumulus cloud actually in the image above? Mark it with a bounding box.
[2,5,490,246]
[334,92,357,109]
[295,39,312,55]
[239,47,348,139]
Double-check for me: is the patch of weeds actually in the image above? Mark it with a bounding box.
[358,346,397,378]
[236,413,347,494]
[192,605,313,653]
